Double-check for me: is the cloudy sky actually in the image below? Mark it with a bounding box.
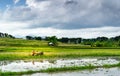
[0,0,120,38]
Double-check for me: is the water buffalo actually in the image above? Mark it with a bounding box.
[32,50,44,56]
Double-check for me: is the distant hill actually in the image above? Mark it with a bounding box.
[0,32,15,38]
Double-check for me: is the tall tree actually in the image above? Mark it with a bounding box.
[48,36,58,46]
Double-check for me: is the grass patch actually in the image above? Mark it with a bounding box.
[40,64,95,72]
[0,70,39,76]
[40,63,120,73]
[0,49,120,61]
[0,38,120,61]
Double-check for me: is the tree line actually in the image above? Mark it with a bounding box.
[82,36,120,47]
[0,32,15,38]
[0,32,119,47]
[26,35,120,47]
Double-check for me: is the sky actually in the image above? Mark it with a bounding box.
[0,0,120,38]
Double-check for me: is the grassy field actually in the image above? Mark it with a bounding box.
[0,38,120,75]
[0,38,120,61]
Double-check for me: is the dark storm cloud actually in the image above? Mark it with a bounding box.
[3,0,120,29]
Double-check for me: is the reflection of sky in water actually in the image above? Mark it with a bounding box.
[23,68,120,76]
[0,58,120,72]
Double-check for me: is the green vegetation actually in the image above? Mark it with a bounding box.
[0,38,120,61]
[0,32,15,38]
[0,37,120,75]
[25,35,120,47]
[0,70,39,76]
[48,36,58,46]
[41,63,120,72]
[58,36,120,47]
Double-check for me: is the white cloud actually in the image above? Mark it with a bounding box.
[6,26,120,38]
[0,0,120,38]
[13,0,20,4]
[0,20,29,33]
[26,0,51,11]
[4,0,119,29]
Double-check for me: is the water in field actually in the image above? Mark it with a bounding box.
[0,57,120,72]
[22,67,120,76]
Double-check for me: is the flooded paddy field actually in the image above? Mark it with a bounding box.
[0,57,120,72]
[23,67,120,76]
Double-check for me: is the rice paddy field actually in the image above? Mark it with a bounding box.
[0,38,120,61]
[0,38,120,76]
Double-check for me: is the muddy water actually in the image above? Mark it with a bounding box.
[22,67,120,76]
[0,57,120,72]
